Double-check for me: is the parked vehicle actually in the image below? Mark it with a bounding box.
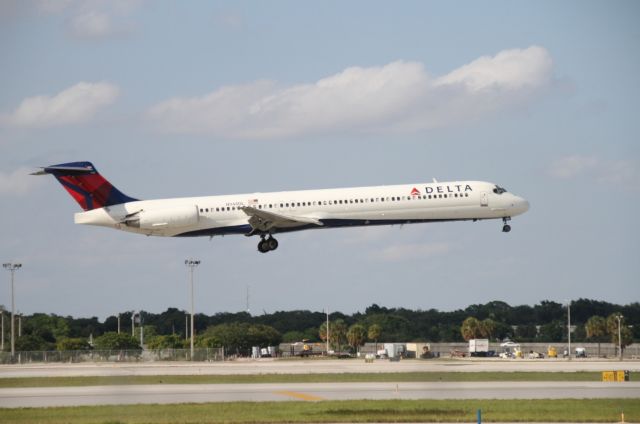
[468,339,490,357]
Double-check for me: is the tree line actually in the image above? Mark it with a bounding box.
[1,299,637,354]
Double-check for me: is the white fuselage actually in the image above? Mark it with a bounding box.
[74,180,529,238]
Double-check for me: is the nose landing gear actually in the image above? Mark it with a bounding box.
[257,235,279,253]
[502,217,511,233]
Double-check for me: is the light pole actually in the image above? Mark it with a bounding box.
[117,314,121,334]
[185,314,188,341]
[616,314,623,361]
[131,311,136,337]
[326,308,330,355]
[1,308,4,352]
[567,300,571,361]
[3,262,21,359]
[185,259,200,360]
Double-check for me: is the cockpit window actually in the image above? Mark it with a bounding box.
[493,185,507,194]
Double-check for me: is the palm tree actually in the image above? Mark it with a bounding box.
[585,316,606,357]
[480,318,497,340]
[329,320,347,352]
[347,324,367,355]
[368,324,382,354]
[460,317,482,341]
[319,322,328,344]
[606,313,631,356]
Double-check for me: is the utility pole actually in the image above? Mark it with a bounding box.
[185,259,200,361]
[3,263,22,359]
[131,311,135,337]
[117,314,121,334]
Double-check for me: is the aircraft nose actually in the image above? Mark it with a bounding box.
[512,196,530,215]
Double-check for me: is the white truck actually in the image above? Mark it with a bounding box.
[468,339,489,357]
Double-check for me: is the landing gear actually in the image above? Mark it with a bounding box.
[502,217,511,233]
[257,235,279,253]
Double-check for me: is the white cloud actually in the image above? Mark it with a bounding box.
[69,10,112,38]
[35,0,140,39]
[548,155,640,189]
[374,242,453,262]
[435,46,552,92]
[548,155,599,179]
[146,46,553,139]
[1,82,119,128]
[0,167,44,195]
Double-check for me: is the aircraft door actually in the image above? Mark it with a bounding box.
[481,192,489,207]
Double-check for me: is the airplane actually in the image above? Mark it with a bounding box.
[34,161,530,253]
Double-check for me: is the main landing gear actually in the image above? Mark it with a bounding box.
[502,217,511,233]
[258,235,279,253]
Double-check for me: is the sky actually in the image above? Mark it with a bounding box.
[1,0,639,321]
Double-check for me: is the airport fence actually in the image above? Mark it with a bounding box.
[0,347,225,364]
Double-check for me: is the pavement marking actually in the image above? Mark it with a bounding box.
[275,390,325,401]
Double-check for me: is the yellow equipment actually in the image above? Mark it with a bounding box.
[547,346,557,358]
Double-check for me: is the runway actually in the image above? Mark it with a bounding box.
[1,359,638,408]
[2,358,639,378]
[1,381,639,408]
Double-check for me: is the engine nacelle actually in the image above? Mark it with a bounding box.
[124,205,199,230]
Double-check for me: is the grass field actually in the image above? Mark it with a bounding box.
[0,371,611,388]
[0,399,637,423]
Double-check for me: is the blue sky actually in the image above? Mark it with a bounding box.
[1,0,638,320]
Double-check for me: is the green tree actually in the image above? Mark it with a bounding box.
[460,317,482,341]
[22,314,70,344]
[56,337,91,351]
[480,318,497,340]
[367,324,382,352]
[606,313,632,355]
[319,322,328,344]
[282,331,305,343]
[537,321,563,342]
[198,323,281,355]
[15,334,53,351]
[329,319,347,351]
[146,334,184,349]
[515,324,538,341]
[346,324,366,354]
[585,316,607,357]
[94,332,141,350]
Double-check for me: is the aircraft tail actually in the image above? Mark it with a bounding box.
[33,161,138,211]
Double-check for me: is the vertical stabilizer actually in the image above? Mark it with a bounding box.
[33,161,138,211]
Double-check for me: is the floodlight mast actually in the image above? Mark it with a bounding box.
[3,262,22,359]
[185,259,200,360]
[616,314,623,361]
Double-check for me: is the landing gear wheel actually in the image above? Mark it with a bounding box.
[257,239,269,253]
[257,235,279,253]
[502,217,511,233]
[266,237,278,251]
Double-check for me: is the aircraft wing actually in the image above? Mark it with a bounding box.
[240,206,323,234]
